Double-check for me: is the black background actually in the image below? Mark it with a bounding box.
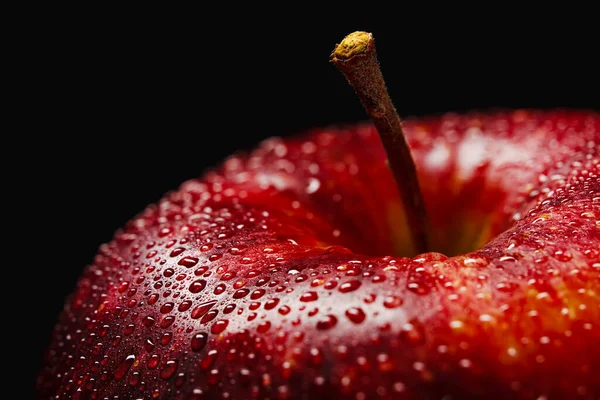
[24,12,598,396]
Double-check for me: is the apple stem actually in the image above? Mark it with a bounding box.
[330,31,429,255]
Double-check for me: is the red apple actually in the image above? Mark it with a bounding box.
[37,33,600,399]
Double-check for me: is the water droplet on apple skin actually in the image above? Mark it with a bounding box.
[114,355,135,381]
[346,307,366,323]
[316,315,338,330]
[339,280,362,293]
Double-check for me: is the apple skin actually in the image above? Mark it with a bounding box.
[37,109,599,399]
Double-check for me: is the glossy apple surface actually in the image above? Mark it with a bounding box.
[37,109,599,399]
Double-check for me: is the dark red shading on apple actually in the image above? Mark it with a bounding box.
[37,31,599,400]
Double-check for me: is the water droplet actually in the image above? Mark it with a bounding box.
[257,277,269,286]
[257,321,271,333]
[496,282,518,292]
[264,298,280,310]
[142,316,156,327]
[200,350,219,370]
[201,310,219,324]
[316,315,337,330]
[178,300,192,312]
[191,332,208,352]
[159,316,175,328]
[310,347,323,365]
[324,281,337,290]
[189,279,207,294]
[311,278,324,287]
[209,254,222,262]
[233,288,250,299]
[279,306,291,315]
[450,320,464,330]
[300,291,318,302]
[211,320,229,334]
[221,271,236,281]
[393,382,406,393]
[377,353,393,372]
[383,295,403,308]
[160,359,178,379]
[147,354,160,369]
[364,294,376,303]
[128,371,140,386]
[339,280,362,293]
[214,284,226,295]
[145,338,155,352]
[114,355,135,381]
[223,304,236,314]
[251,289,266,300]
[161,332,172,345]
[160,302,174,314]
[400,320,426,345]
[148,293,159,305]
[178,257,199,268]
[345,307,366,323]
[170,247,186,257]
[407,282,426,294]
[191,301,217,319]
[175,372,186,388]
[553,250,572,262]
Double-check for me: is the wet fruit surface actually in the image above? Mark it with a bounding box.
[37,110,600,399]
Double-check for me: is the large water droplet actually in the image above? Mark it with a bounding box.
[214,284,226,295]
[159,316,175,328]
[191,333,208,352]
[251,289,266,300]
[201,310,219,324]
[345,307,366,323]
[178,300,192,312]
[383,296,403,308]
[211,320,229,334]
[160,302,174,314]
[264,298,280,310]
[114,355,135,381]
[142,316,155,327]
[189,280,207,294]
[223,304,236,314]
[257,321,271,333]
[316,315,338,330]
[279,306,291,315]
[339,280,362,293]
[147,354,160,369]
[200,350,219,370]
[300,292,318,302]
[170,247,186,257]
[160,360,178,380]
[178,257,199,268]
[191,301,217,320]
